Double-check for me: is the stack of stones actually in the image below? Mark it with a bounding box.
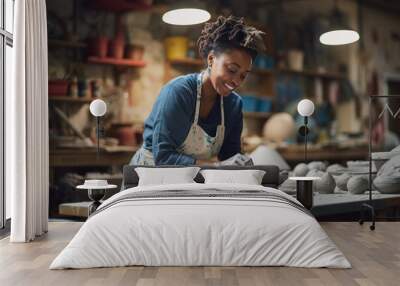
[277,145,400,195]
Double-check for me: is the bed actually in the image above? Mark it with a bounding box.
[50,165,350,269]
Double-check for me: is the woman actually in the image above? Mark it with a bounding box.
[131,16,265,166]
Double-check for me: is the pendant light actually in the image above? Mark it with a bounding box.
[162,1,210,26]
[319,1,359,45]
[297,99,315,162]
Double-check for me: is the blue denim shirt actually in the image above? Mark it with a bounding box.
[142,73,243,165]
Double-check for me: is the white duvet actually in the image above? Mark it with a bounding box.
[50,183,351,269]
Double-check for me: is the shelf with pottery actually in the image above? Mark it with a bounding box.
[276,68,345,80]
[87,57,146,68]
[165,59,344,81]
[252,68,344,80]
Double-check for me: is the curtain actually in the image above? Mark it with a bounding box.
[8,0,49,242]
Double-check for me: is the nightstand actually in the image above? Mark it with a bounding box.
[76,180,117,215]
[289,177,321,210]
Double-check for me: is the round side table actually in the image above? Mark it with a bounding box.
[77,181,117,216]
[289,177,321,210]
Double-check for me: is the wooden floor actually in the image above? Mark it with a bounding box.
[0,222,399,286]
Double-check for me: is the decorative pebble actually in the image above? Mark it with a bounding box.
[293,163,309,177]
[334,173,351,192]
[308,161,327,171]
[374,154,400,194]
[307,169,335,194]
[278,177,297,195]
[326,164,345,173]
[347,176,369,194]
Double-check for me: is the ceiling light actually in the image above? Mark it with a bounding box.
[320,3,359,46]
[320,30,359,45]
[162,8,210,26]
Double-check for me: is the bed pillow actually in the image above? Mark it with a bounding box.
[200,169,266,185]
[135,167,200,186]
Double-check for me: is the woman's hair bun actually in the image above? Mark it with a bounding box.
[197,15,266,59]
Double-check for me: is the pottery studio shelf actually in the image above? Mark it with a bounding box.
[87,57,146,68]
[167,59,344,81]
[253,68,344,80]
[276,68,346,80]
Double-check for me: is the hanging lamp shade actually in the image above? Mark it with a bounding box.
[320,30,359,45]
[319,5,359,45]
[162,1,210,26]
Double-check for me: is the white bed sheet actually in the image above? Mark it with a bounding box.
[50,183,351,269]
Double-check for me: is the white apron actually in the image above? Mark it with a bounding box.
[131,73,225,165]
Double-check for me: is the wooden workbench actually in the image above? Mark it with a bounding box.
[276,145,369,164]
[49,146,138,167]
[49,146,139,218]
[51,144,369,167]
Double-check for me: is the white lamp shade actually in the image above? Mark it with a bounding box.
[297,99,315,117]
[162,8,210,25]
[319,30,359,45]
[89,99,107,117]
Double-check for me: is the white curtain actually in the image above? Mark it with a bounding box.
[8,0,49,242]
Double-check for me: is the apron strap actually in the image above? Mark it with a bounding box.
[193,73,202,125]
[220,95,225,126]
[194,72,225,127]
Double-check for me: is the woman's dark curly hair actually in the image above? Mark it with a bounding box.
[197,16,266,61]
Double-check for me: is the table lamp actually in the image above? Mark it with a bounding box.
[89,99,107,156]
[297,99,315,162]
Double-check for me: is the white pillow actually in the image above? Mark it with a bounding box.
[135,167,200,186]
[200,169,266,185]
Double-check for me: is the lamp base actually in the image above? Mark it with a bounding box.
[296,180,313,210]
[359,203,376,231]
[87,188,106,216]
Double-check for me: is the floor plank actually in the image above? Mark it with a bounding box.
[0,222,399,286]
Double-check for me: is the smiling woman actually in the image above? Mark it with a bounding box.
[130,15,266,166]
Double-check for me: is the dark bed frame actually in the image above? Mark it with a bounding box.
[123,165,280,190]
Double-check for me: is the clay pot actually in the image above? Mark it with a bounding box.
[48,80,68,96]
[88,36,109,58]
[109,33,125,59]
[287,49,304,71]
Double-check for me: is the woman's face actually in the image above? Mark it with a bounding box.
[208,49,252,97]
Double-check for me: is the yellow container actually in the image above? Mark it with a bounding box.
[164,36,189,60]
